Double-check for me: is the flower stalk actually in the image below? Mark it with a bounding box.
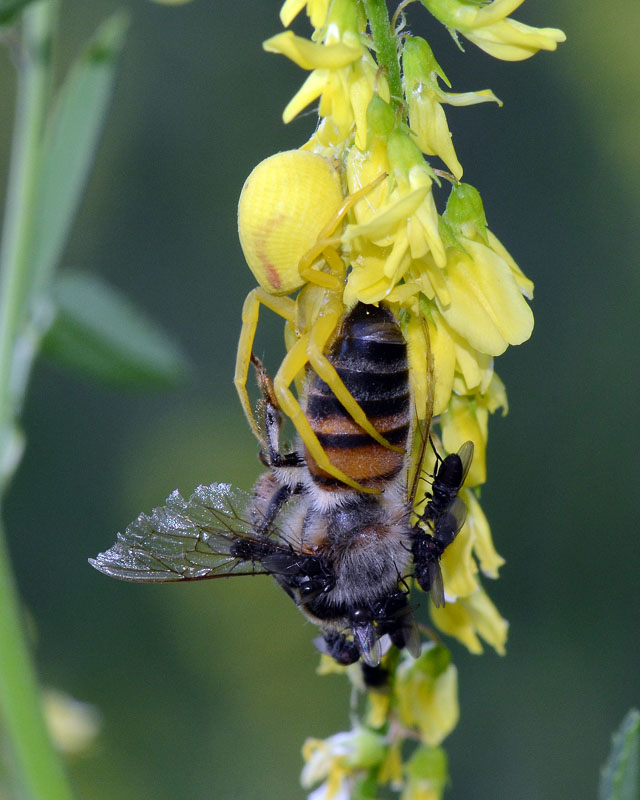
[240,1,565,795]
[362,0,402,107]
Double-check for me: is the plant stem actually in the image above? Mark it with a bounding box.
[363,0,403,107]
[0,0,52,476]
[0,514,74,800]
[0,3,75,798]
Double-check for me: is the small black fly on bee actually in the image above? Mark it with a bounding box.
[411,440,474,607]
[90,303,474,668]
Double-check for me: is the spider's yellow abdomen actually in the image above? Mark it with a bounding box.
[237,150,344,295]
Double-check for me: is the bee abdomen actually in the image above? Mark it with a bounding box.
[305,303,410,489]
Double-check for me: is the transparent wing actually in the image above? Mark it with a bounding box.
[429,561,445,608]
[438,496,468,541]
[353,623,382,668]
[456,441,475,488]
[400,607,422,658]
[89,483,284,583]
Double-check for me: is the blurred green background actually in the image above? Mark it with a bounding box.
[1,0,638,798]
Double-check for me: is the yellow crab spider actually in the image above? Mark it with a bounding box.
[235,149,398,492]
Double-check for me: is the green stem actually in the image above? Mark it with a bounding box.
[0,1,52,473]
[0,514,74,800]
[0,3,75,798]
[363,0,403,107]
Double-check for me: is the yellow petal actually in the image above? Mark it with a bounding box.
[438,88,502,108]
[409,92,463,180]
[440,522,479,600]
[464,490,505,579]
[452,330,492,393]
[396,656,459,746]
[430,600,483,654]
[350,72,374,151]
[441,395,486,486]
[486,229,534,299]
[470,0,526,26]
[438,241,534,355]
[343,186,429,242]
[264,31,362,70]
[462,588,509,655]
[383,228,410,279]
[405,314,429,420]
[344,258,393,305]
[465,19,566,62]
[279,0,307,27]
[280,0,331,28]
[283,69,327,122]
[428,314,456,416]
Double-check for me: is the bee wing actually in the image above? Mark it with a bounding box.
[89,483,283,582]
[456,441,475,487]
[353,623,382,668]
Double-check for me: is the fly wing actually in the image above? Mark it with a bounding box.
[399,607,422,658]
[89,483,281,582]
[429,561,445,608]
[441,496,468,539]
[353,623,382,668]
[456,441,475,488]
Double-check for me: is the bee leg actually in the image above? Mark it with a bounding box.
[314,632,360,666]
[234,289,296,445]
[252,481,294,537]
[251,353,305,471]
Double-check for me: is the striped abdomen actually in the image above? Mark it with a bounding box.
[304,303,410,490]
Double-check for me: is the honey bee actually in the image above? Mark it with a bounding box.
[90,303,472,667]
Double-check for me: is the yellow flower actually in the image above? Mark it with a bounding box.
[403,36,501,179]
[280,0,331,29]
[401,746,448,800]
[430,587,508,655]
[441,374,508,486]
[395,646,459,746]
[301,727,387,800]
[43,689,101,755]
[422,0,567,61]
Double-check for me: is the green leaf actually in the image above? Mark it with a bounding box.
[600,709,640,800]
[41,272,191,390]
[28,12,129,292]
[0,0,37,25]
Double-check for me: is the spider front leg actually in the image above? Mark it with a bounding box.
[272,336,377,493]
[234,288,296,443]
[296,172,387,290]
[306,299,402,454]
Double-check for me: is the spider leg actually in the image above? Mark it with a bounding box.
[273,336,377,494]
[297,173,387,289]
[234,288,296,442]
[306,301,402,453]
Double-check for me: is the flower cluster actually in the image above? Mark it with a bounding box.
[249,0,564,796]
[304,645,455,800]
